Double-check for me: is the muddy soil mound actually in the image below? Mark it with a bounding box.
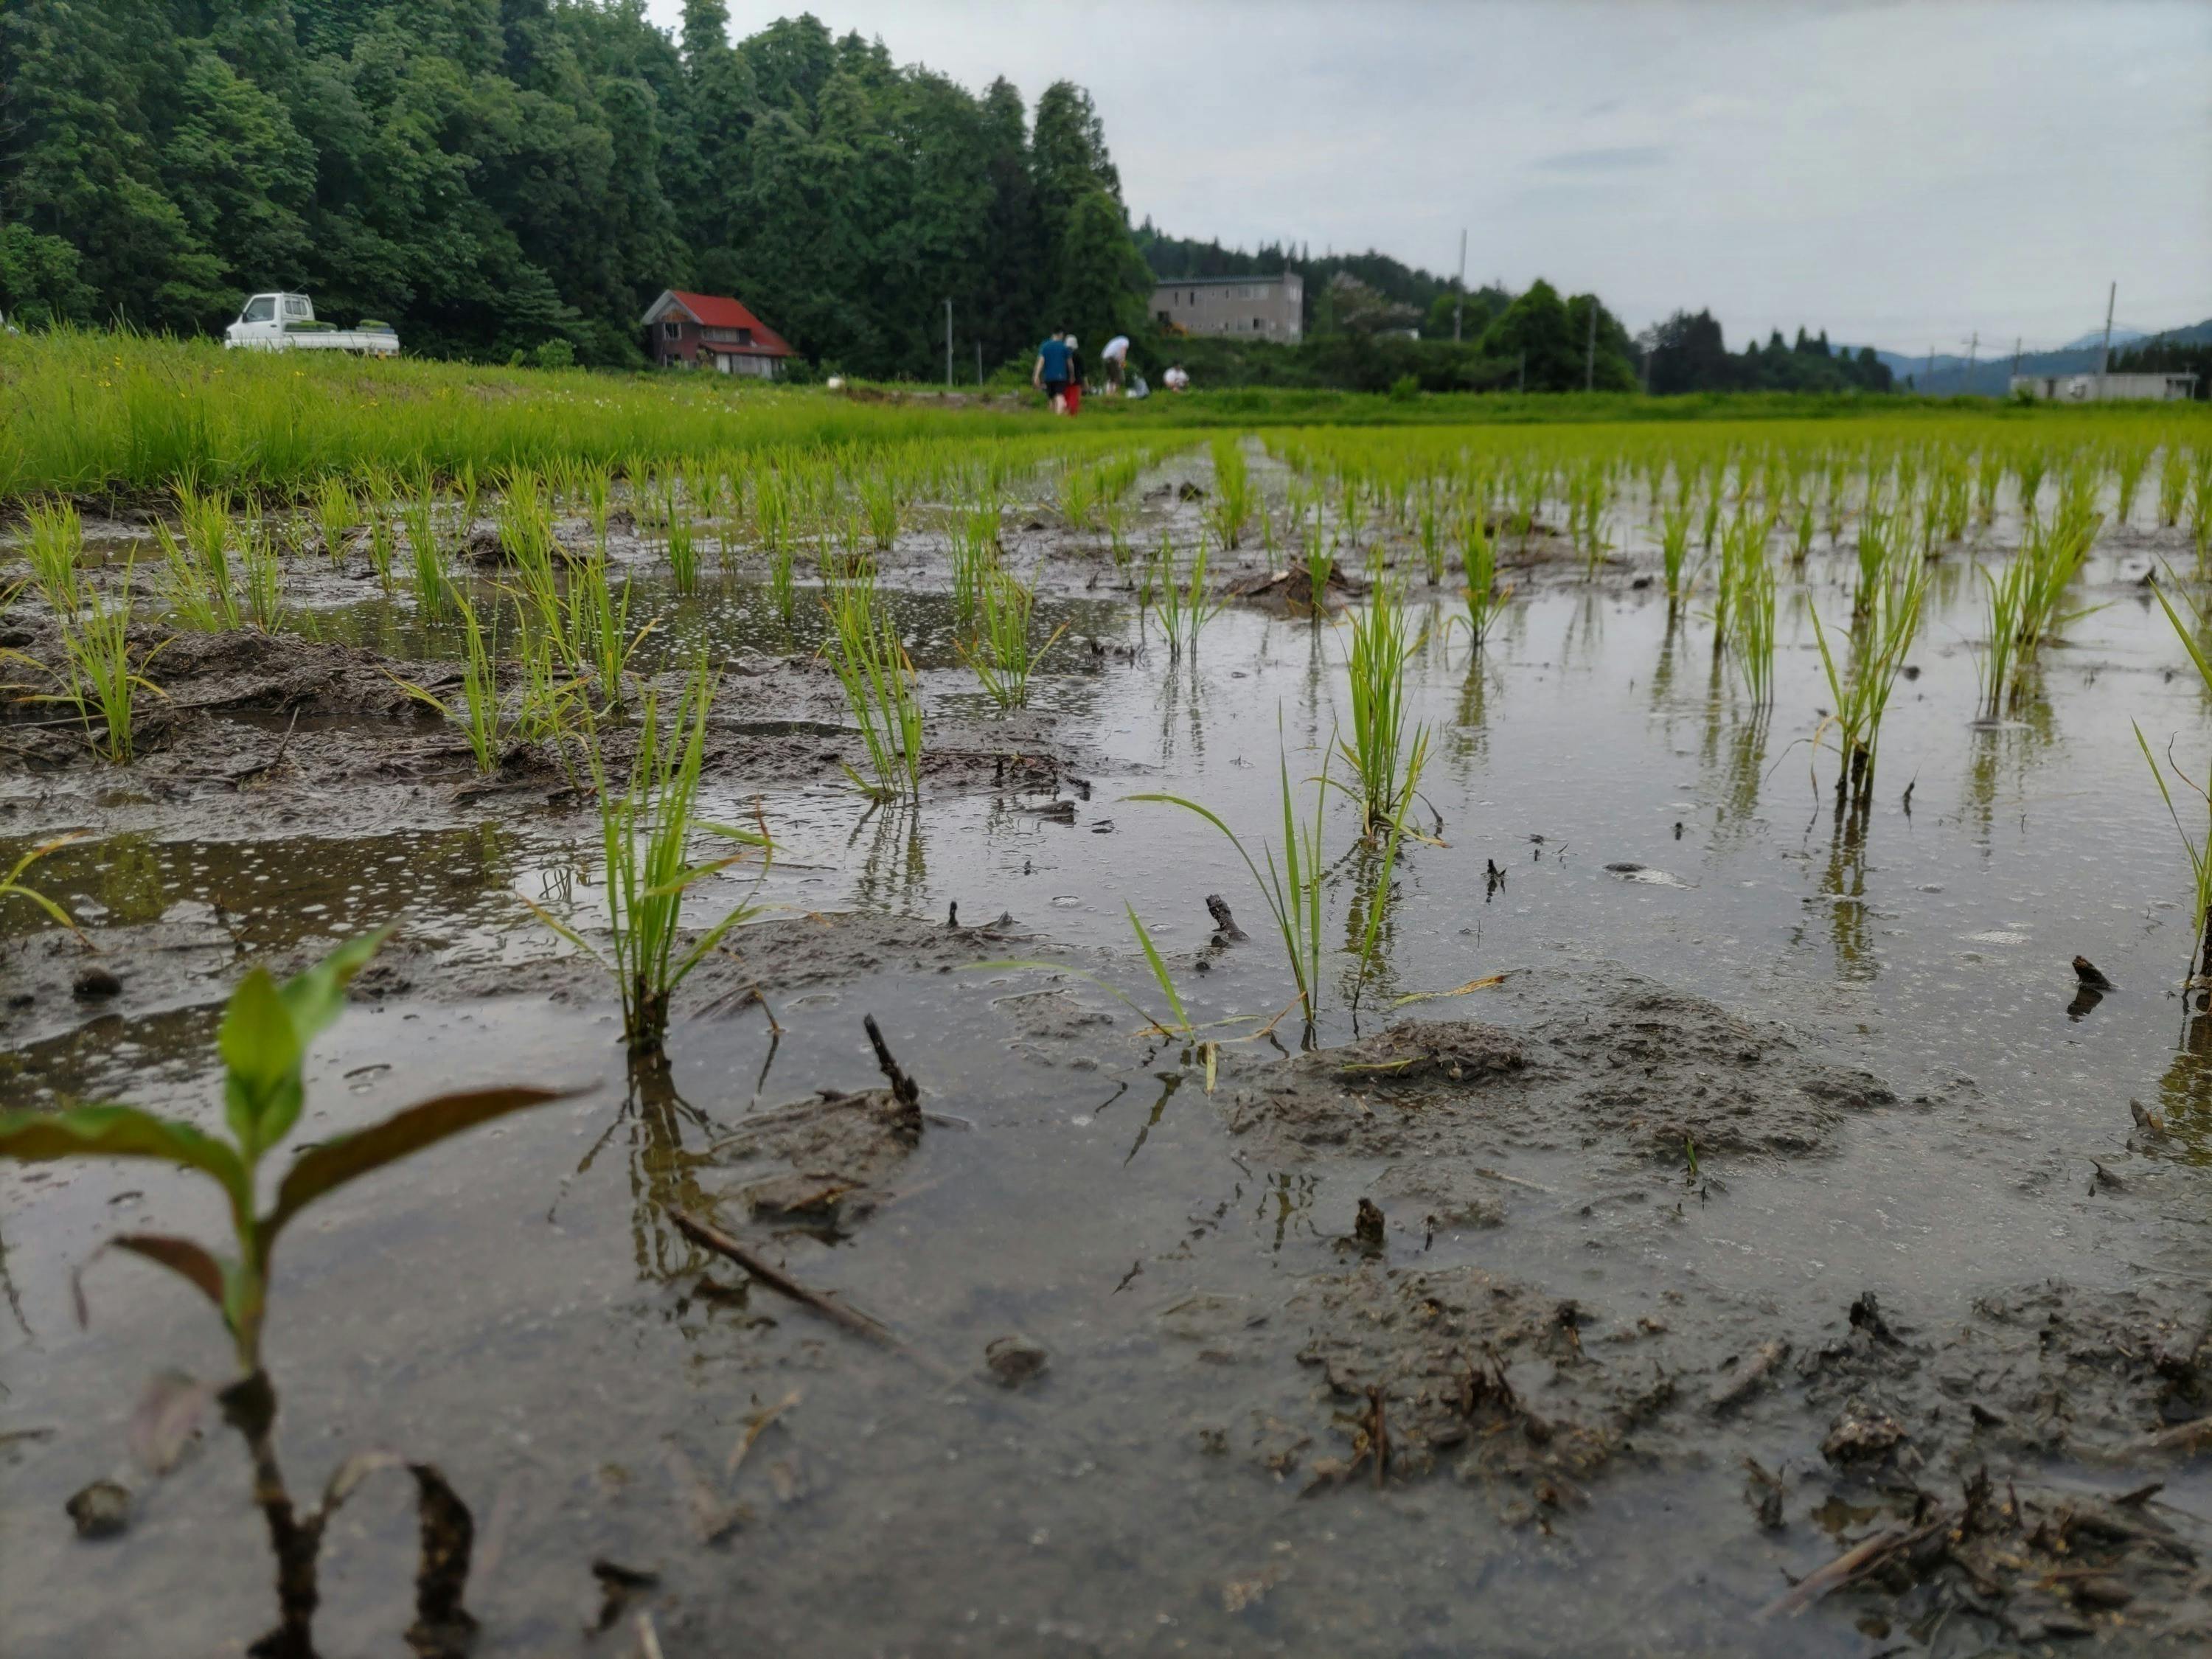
[1228,966,1893,1170]
[1286,1262,1680,1505]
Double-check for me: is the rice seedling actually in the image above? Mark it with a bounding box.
[1122,903,1196,1040]
[239,519,286,631]
[822,577,923,800]
[152,521,226,630]
[530,666,771,1054]
[2015,448,2048,525]
[1790,495,1817,564]
[962,564,1065,710]
[1455,510,1506,650]
[27,567,167,762]
[2138,581,2212,989]
[1346,719,1432,1006]
[1659,498,1694,611]
[1809,557,1928,813]
[1718,518,1777,705]
[1299,517,1335,615]
[2159,445,2190,528]
[571,551,654,712]
[401,487,448,613]
[392,591,506,775]
[1128,731,1332,1045]
[665,485,700,594]
[859,473,901,551]
[1416,496,1447,585]
[0,929,569,1658]
[1057,463,1097,537]
[1336,577,1428,835]
[951,504,997,627]
[0,831,87,940]
[308,475,358,566]
[1149,535,1224,656]
[19,496,86,616]
[1853,507,1892,619]
[1209,436,1254,549]
[768,529,799,623]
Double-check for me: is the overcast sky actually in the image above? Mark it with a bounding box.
[667,1,2212,353]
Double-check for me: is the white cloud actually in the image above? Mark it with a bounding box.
[661,0,2212,351]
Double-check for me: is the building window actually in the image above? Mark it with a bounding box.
[663,320,681,339]
[1255,317,1265,331]
[737,327,752,346]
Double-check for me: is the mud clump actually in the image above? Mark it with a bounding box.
[713,1080,921,1228]
[1285,1264,1680,1503]
[1225,966,1893,1171]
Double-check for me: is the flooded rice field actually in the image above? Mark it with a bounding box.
[7,440,2212,1656]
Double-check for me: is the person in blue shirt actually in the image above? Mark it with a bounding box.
[1032,327,1072,413]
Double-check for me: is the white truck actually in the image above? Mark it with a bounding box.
[224,292,400,355]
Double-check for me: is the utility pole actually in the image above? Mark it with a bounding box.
[2098,279,2116,397]
[2011,336,2022,380]
[1453,227,1467,343]
[1585,300,1597,392]
[945,298,953,392]
[975,341,983,387]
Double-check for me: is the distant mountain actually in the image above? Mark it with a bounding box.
[2060,325,2149,352]
[1854,319,2212,396]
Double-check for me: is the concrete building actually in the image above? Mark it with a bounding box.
[641,289,795,377]
[1151,274,1304,342]
[2008,370,2198,402]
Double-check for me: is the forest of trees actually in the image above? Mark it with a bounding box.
[0,2,1153,374]
[1,2,1899,397]
[1638,310,1893,394]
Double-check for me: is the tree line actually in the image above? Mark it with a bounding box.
[0,3,1152,373]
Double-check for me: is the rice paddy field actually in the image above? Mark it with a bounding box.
[6,334,2212,1655]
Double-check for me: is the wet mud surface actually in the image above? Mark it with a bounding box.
[8,455,2212,1655]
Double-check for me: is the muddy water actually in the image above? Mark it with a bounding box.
[7,501,2212,1655]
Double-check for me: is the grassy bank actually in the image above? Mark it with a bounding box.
[6,329,2208,504]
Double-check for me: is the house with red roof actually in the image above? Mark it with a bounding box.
[639,290,796,378]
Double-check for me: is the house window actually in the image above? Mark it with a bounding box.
[662,320,681,339]
[1255,316,1265,331]
[737,327,752,346]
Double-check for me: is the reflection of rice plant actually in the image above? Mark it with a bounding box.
[2137,582,2212,989]
[0,832,86,940]
[1810,557,1927,812]
[1150,535,1223,655]
[962,564,1064,709]
[393,592,505,775]
[1130,732,1331,1045]
[1338,578,1427,834]
[823,578,923,799]
[534,667,771,1054]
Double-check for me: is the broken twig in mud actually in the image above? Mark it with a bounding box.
[1758,1514,1949,1621]
[668,1208,954,1383]
[863,1013,921,1116]
[1206,894,1247,941]
[1707,1338,1790,1413]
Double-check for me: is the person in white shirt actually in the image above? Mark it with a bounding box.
[1101,334,1130,392]
[1163,363,1190,392]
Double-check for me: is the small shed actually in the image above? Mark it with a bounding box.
[641,290,795,378]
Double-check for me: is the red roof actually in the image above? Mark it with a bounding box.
[663,290,795,356]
